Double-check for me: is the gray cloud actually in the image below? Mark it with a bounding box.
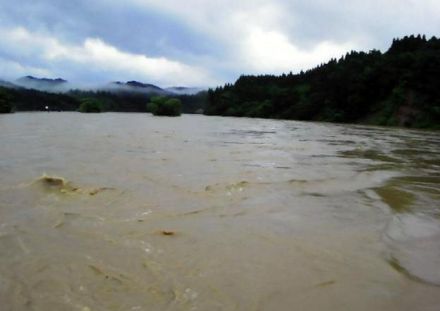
[0,0,439,86]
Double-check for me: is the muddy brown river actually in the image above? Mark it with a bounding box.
[0,112,439,311]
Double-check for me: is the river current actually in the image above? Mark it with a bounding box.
[0,112,439,310]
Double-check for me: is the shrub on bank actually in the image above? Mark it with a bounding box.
[0,89,13,113]
[147,96,182,116]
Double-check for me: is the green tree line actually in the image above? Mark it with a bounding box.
[0,87,207,114]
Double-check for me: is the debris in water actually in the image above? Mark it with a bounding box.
[388,257,408,274]
[40,175,66,187]
[88,265,105,276]
[33,175,79,194]
[160,230,176,236]
[53,221,64,229]
[181,209,205,216]
[288,179,309,185]
[32,175,114,197]
[89,187,113,196]
[235,181,249,188]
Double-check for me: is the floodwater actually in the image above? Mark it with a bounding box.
[0,112,439,311]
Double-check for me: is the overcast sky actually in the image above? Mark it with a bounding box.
[0,0,439,87]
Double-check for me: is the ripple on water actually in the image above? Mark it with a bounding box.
[374,175,440,216]
[384,214,440,286]
[374,185,415,213]
[339,148,401,163]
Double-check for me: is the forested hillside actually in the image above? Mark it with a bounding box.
[206,35,440,129]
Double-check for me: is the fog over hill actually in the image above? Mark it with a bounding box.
[8,76,205,95]
[165,86,205,95]
[15,76,69,93]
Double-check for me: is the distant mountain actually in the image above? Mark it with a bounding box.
[16,76,69,92]
[8,77,205,96]
[18,76,67,84]
[107,81,168,95]
[106,81,205,96]
[126,81,163,90]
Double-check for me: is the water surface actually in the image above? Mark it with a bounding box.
[1,112,439,310]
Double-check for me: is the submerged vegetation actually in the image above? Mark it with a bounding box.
[206,35,440,129]
[147,96,182,116]
[79,98,103,113]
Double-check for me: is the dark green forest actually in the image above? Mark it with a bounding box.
[0,86,80,112]
[206,35,440,129]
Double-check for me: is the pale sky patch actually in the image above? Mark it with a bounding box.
[243,28,353,73]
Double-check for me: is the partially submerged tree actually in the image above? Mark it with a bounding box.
[79,98,103,113]
[147,96,182,116]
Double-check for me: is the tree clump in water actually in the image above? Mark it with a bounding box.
[79,98,103,113]
[147,96,182,116]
